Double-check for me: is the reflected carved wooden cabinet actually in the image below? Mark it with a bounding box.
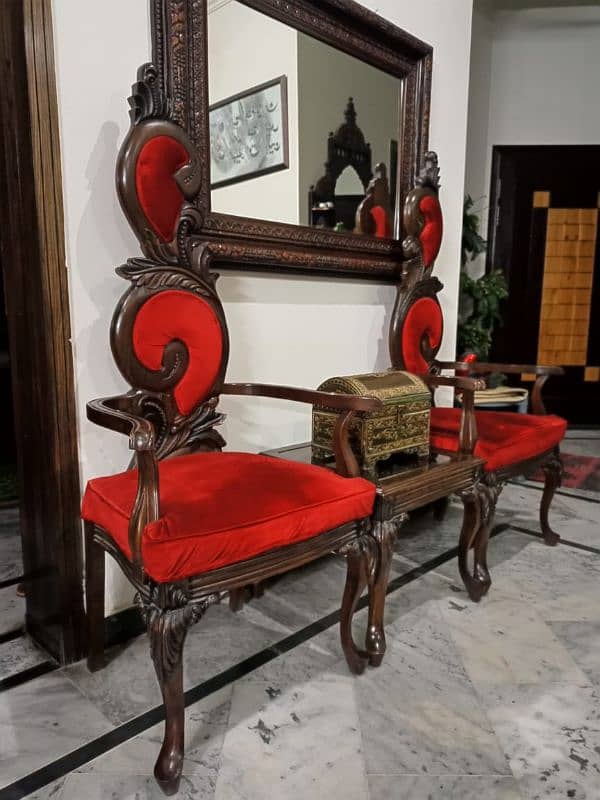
[312,370,431,478]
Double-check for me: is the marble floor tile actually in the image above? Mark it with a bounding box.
[59,773,211,799]
[490,542,600,623]
[0,634,51,681]
[368,775,524,799]
[214,673,367,800]
[63,600,295,725]
[23,778,66,800]
[0,672,113,788]
[0,584,25,636]
[0,507,22,582]
[549,621,600,686]
[440,595,589,688]
[355,603,510,777]
[393,502,464,566]
[482,683,600,800]
[78,685,232,797]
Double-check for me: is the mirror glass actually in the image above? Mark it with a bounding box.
[207,0,401,238]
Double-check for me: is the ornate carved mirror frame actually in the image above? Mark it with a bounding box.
[150,0,432,279]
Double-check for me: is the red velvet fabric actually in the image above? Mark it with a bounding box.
[132,290,223,416]
[371,206,391,239]
[81,452,376,583]
[419,194,443,267]
[135,136,189,242]
[401,297,443,373]
[430,407,567,473]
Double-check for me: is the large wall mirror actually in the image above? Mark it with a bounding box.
[151,0,432,278]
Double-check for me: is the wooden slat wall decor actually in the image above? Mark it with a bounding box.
[536,193,598,378]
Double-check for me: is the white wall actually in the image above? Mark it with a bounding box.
[465,2,600,273]
[208,1,300,224]
[52,0,473,614]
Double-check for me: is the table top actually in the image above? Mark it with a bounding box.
[262,442,484,514]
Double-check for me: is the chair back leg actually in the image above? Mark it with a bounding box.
[85,522,106,672]
[540,447,563,546]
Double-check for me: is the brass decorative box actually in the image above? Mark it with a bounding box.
[312,370,431,478]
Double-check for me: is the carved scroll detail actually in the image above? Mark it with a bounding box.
[136,585,221,682]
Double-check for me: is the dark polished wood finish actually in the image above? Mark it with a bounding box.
[0,0,84,663]
[262,442,486,608]
[387,154,565,588]
[147,0,432,278]
[86,85,394,791]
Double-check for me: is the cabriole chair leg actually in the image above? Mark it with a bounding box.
[457,488,485,602]
[147,610,187,797]
[339,530,375,676]
[540,447,562,546]
[85,522,106,672]
[365,517,401,667]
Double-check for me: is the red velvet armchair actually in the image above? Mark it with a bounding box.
[389,152,566,598]
[81,65,388,796]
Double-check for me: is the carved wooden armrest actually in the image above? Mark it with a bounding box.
[420,374,485,456]
[434,361,564,415]
[87,395,156,451]
[87,395,159,576]
[222,382,382,478]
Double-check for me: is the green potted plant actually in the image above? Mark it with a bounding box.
[457,195,508,362]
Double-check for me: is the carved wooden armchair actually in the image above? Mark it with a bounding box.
[389,152,566,599]
[81,66,387,796]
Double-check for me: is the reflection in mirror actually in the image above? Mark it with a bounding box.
[207,0,401,239]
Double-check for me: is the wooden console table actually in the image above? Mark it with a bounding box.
[263,443,487,602]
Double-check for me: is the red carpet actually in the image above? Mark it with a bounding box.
[530,452,600,492]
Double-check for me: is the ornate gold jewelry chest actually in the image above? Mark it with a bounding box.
[312,371,431,479]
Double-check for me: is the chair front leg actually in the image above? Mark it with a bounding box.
[473,475,503,598]
[540,447,562,546]
[366,514,404,667]
[85,522,106,672]
[138,587,221,796]
[457,476,501,602]
[457,487,483,601]
[339,522,377,675]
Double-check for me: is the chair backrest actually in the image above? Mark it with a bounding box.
[355,163,393,239]
[116,63,202,263]
[111,64,230,459]
[389,151,444,374]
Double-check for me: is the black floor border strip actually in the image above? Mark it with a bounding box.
[508,523,600,555]
[0,537,473,800]
[0,661,57,693]
[0,575,25,591]
[508,479,600,505]
[0,628,24,646]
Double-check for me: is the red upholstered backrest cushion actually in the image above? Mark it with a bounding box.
[371,206,391,239]
[135,136,189,242]
[132,290,223,416]
[419,194,443,267]
[401,296,443,373]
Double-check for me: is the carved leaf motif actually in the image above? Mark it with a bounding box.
[116,258,213,299]
[137,586,221,682]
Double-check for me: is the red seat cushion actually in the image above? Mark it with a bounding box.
[82,452,376,583]
[430,407,566,473]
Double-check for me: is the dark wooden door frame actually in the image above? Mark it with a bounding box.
[0,0,85,663]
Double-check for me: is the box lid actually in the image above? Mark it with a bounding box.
[317,370,430,405]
